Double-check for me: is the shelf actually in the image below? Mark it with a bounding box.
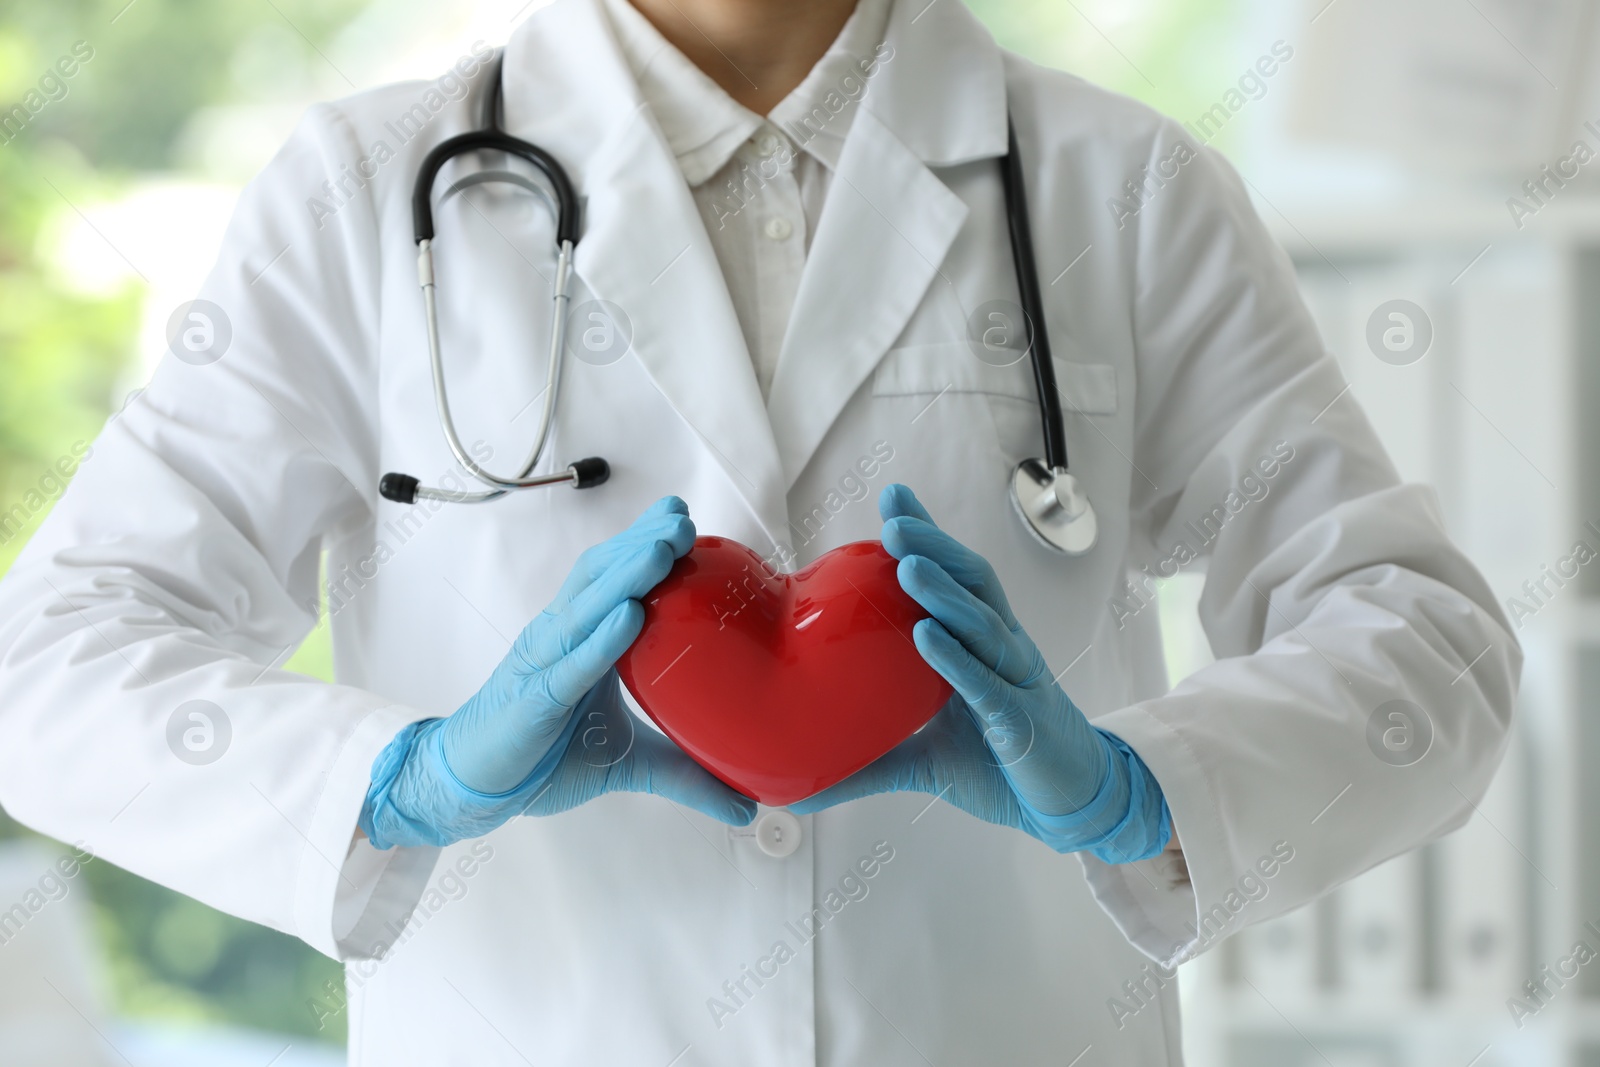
[1257,190,1600,257]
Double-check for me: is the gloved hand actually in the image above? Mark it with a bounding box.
[790,485,1171,864]
[360,497,758,850]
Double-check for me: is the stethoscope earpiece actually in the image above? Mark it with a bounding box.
[1009,458,1097,556]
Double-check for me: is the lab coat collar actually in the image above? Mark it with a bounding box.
[765,0,1008,488]
[499,0,1006,179]
[498,0,1010,516]
[765,0,893,172]
[861,0,1009,168]
[501,0,792,551]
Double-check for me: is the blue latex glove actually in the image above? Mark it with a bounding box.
[790,485,1171,864]
[360,497,758,849]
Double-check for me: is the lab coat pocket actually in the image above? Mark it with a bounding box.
[871,342,1119,414]
[870,342,1119,481]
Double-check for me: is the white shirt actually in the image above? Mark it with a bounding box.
[600,0,892,399]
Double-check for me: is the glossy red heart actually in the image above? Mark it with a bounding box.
[617,536,952,806]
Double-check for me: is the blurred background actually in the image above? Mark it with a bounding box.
[0,0,1590,1063]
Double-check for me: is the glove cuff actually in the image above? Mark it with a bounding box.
[359,718,439,850]
[1023,729,1171,863]
[360,714,571,850]
[1084,731,1172,864]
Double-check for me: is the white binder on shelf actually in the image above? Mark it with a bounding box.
[1437,726,1530,1001]
[1452,243,1570,592]
[1235,902,1321,1006]
[1333,851,1423,1001]
[1287,0,1588,176]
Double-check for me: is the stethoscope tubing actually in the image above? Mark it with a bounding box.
[388,49,1088,552]
[389,49,590,503]
[415,236,575,496]
[998,119,1069,475]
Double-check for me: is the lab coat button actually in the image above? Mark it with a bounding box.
[763,217,793,241]
[754,810,802,857]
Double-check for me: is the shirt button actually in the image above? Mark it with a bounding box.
[763,217,794,241]
[754,810,802,857]
[758,131,784,155]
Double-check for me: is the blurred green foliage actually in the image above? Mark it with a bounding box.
[0,802,348,1041]
[968,0,1247,143]
[0,0,366,1045]
[0,0,1243,1050]
[0,0,359,168]
[0,143,139,573]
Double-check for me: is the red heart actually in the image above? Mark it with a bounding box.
[617,536,952,806]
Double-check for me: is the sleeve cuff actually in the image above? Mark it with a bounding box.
[1076,701,1223,969]
[333,835,441,960]
[1078,847,1197,969]
[292,700,441,959]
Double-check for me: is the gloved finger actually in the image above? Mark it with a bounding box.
[912,618,1036,769]
[521,539,677,670]
[538,599,646,710]
[617,733,759,826]
[878,482,939,526]
[550,498,693,612]
[787,737,934,813]
[878,485,1008,617]
[549,497,694,613]
[897,554,1035,685]
[881,515,1019,629]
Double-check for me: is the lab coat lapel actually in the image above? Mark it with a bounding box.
[576,114,789,540]
[765,113,967,489]
[501,0,788,544]
[764,0,1008,489]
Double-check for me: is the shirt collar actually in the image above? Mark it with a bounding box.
[598,0,892,185]
[767,0,890,170]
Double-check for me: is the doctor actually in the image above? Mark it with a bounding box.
[0,0,1517,1062]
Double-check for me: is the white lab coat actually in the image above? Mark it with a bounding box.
[0,0,1519,1063]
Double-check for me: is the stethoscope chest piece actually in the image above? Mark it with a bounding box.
[1009,458,1097,556]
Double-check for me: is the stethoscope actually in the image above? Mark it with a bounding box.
[381,51,1097,556]
[378,51,605,507]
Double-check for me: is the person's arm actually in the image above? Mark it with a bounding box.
[355,495,755,854]
[791,482,1174,865]
[1078,120,1520,965]
[0,103,432,960]
[794,118,1516,967]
